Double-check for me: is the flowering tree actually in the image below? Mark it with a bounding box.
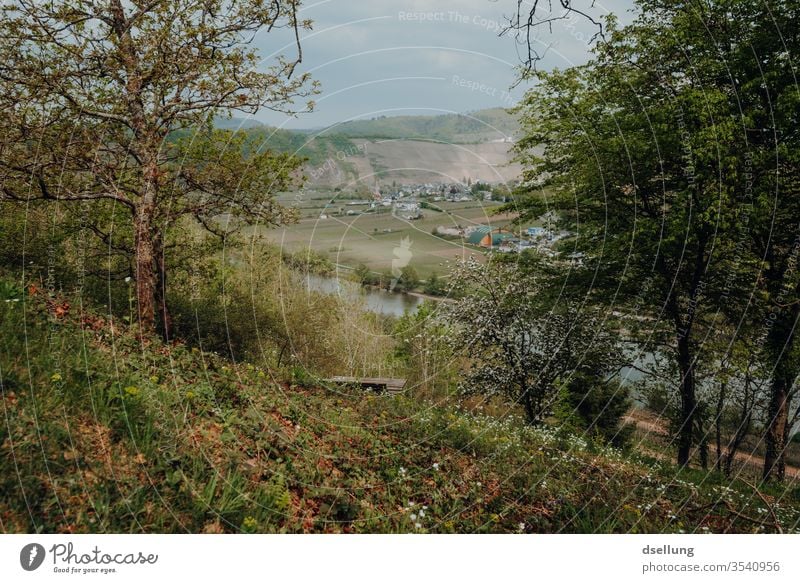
[446,258,623,424]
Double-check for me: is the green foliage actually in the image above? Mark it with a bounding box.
[1,281,798,533]
[394,302,457,399]
[281,247,334,275]
[510,0,800,472]
[168,241,397,378]
[395,265,420,293]
[423,272,446,296]
[245,127,359,171]
[353,263,378,286]
[554,374,633,450]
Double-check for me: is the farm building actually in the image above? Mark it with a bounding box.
[466,226,515,248]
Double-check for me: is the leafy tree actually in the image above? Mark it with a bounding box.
[511,0,800,479]
[354,263,374,286]
[0,0,315,336]
[394,301,456,398]
[508,1,800,471]
[396,265,419,293]
[555,372,633,449]
[447,258,623,424]
[423,272,446,296]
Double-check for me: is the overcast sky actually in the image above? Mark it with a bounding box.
[253,0,635,129]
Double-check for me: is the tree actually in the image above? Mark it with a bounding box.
[0,0,315,337]
[394,301,456,399]
[555,371,632,449]
[354,263,373,286]
[510,2,755,466]
[423,272,445,296]
[447,258,622,424]
[396,265,419,293]
[511,0,800,479]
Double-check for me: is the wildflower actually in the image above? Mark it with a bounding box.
[415,522,422,529]
[124,276,131,283]
[186,391,196,400]
[149,375,159,383]
[124,385,140,397]
[517,522,526,533]
[432,462,440,471]
[410,513,417,521]
[50,373,62,383]
[398,467,407,477]
[242,516,257,531]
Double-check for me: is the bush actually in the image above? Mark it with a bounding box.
[555,373,633,449]
[169,242,398,378]
[394,302,457,399]
[395,265,419,292]
[423,272,446,296]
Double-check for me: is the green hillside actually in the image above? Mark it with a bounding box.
[245,127,358,169]
[308,108,519,143]
[1,279,797,533]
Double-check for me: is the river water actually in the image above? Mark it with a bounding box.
[302,273,651,387]
[301,273,425,317]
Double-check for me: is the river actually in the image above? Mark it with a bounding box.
[301,273,426,317]
[303,273,653,387]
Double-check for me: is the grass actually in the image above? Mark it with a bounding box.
[1,280,799,533]
[264,197,519,278]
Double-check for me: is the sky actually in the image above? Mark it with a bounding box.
[252,0,635,130]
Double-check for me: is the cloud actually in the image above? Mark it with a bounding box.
[255,0,634,128]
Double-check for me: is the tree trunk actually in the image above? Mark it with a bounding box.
[153,232,172,341]
[714,382,726,471]
[723,414,752,477]
[676,334,696,467]
[133,205,157,335]
[763,302,799,482]
[520,381,536,425]
[764,374,790,482]
[723,381,753,477]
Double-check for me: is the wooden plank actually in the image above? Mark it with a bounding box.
[326,376,407,395]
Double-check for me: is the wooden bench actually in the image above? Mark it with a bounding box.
[326,376,407,395]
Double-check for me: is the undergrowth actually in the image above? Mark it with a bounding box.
[1,281,799,533]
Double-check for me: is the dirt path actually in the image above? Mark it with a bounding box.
[624,409,800,480]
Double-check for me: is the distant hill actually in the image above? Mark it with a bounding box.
[213,116,265,130]
[212,109,522,186]
[314,108,519,144]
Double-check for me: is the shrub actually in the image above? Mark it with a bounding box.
[554,373,633,449]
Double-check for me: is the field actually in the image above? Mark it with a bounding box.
[262,194,520,278]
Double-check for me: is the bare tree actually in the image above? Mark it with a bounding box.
[502,0,605,75]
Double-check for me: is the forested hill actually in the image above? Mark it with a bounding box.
[217,107,519,144]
